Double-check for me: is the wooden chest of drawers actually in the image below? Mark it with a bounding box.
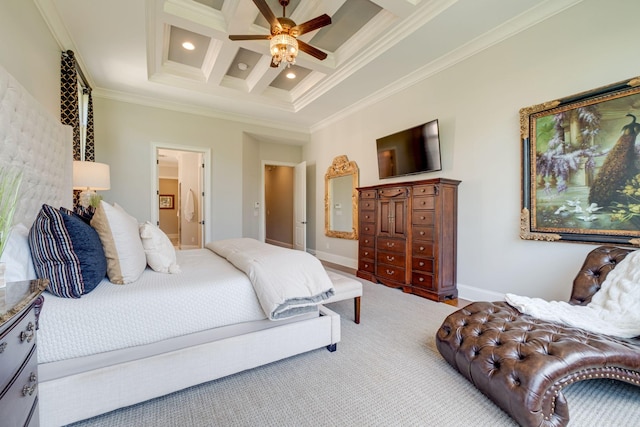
[0,279,47,427]
[356,178,460,302]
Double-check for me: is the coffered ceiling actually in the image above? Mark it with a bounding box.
[35,0,582,132]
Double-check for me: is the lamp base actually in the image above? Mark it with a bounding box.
[78,190,98,208]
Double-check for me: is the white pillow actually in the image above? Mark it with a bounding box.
[0,223,37,282]
[90,201,146,284]
[139,221,180,274]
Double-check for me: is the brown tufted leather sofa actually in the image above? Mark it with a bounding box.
[436,246,640,427]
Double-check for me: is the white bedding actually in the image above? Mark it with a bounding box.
[505,249,640,338]
[207,238,334,320]
[38,248,267,363]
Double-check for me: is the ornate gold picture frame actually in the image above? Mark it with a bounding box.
[520,76,640,245]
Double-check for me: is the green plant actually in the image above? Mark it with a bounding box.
[0,167,23,258]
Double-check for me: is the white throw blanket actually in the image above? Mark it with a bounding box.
[505,250,640,338]
[207,238,334,320]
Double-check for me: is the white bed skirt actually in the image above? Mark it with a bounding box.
[39,306,340,427]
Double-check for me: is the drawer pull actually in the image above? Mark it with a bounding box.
[386,269,395,275]
[365,239,370,244]
[22,384,36,396]
[420,231,425,235]
[386,255,395,261]
[364,264,369,268]
[419,277,425,282]
[0,342,6,353]
[386,242,395,248]
[20,322,35,343]
[22,373,37,396]
[419,262,424,267]
[365,227,370,231]
[364,251,369,256]
[419,247,425,251]
[421,188,425,192]
[420,216,426,220]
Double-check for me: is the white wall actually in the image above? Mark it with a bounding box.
[307,0,640,301]
[94,97,308,242]
[0,0,60,116]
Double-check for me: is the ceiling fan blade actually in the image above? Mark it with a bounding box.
[297,40,328,60]
[252,0,282,34]
[228,34,271,41]
[290,14,331,36]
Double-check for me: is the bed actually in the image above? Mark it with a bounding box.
[0,64,341,427]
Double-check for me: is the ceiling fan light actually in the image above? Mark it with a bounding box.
[270,34,298,67]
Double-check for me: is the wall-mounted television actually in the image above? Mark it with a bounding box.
[376,119,442,179]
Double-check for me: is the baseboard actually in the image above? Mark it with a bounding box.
[167,233,179,239]
[457,283,505,302]
[313,250,357,270]
[266,239,293,249]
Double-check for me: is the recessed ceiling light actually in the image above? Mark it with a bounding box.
[182,41,195,51]
[286,72,296,79]
[237,62,248,71]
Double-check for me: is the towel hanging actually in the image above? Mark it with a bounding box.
[185,188,195,222]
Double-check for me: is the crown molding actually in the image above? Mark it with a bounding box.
[92,87,311,134]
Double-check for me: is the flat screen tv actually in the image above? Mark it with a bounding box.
[376,119,442,179]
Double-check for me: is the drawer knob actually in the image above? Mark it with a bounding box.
[365,264,369,268]
[421,216,425,220]
[20,322,35,343]
[420,231,425,235]
[419,277,424,282]
[386,256,395,261]
[364,251,369,256]
[22,373,37,396]
[421,188,425,192]
[420,247,425,251]
[365,239,369,244]
[419,262,424,266]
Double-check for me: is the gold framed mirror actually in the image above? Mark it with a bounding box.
[325,155,359,239]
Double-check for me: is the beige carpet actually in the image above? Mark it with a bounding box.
[68,275,640,426]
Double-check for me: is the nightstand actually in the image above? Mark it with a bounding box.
[0,279,48,427]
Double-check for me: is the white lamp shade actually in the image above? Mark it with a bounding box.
[73,161,111,190]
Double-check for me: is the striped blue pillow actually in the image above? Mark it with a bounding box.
[28,205,86,298]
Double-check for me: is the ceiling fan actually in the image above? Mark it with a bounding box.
[229,0,331,67]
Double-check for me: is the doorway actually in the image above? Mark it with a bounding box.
[261,161,306,251]
[154,147,207,249]
[264,164,294,248]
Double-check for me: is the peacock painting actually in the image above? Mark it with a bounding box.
[588,114,640,207]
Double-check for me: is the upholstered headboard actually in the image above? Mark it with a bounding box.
[0,64,73,226]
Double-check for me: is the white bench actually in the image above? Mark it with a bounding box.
[324,271,362,324]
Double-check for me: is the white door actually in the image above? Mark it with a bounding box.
[293,161,306,251]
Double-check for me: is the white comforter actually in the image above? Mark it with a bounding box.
[505,249,640,338]
[207,238,334,320]
[38,249,266,363]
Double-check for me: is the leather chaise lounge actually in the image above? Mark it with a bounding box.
[436,246,640,427]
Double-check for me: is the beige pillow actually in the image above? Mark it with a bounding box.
[91,201,146,284]
[139,221,180,274]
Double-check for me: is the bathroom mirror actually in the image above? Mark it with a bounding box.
[325,155,359,239]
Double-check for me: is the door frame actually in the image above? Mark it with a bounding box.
[259,160,305,249]
[150,142,212,245]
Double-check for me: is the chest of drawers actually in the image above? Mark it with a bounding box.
[0,279,47,427]
[356,178,460,302]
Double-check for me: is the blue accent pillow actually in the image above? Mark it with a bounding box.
[60,208,107,294]
[28,204,107,298]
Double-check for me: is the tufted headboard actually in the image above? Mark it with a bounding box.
[0,64,73,227]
